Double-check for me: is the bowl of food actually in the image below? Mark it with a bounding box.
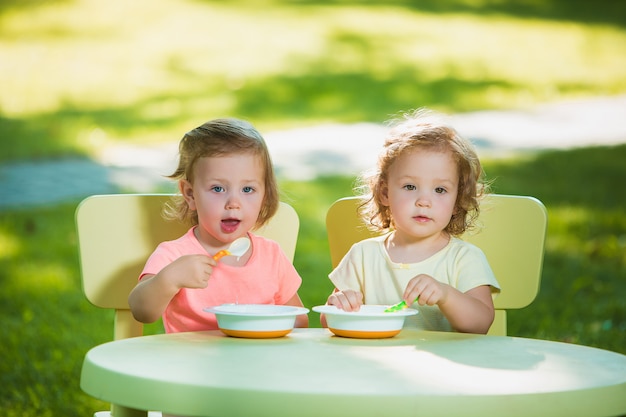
[204,304,309,338]
[313,304,418,339]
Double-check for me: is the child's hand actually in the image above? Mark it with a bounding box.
[327,289,363,312]
[162,254,218,289]
[404,274,449,307]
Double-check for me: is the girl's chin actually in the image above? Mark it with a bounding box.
[196,227,244,246]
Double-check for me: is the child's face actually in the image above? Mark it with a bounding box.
[381,148,458,241]
[181,153,265,247]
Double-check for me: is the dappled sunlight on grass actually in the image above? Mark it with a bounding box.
[0,232,20,259]
[1,0,626,163]
[8,262,76,293]
[0,205,79,295]
[547,207,626,263]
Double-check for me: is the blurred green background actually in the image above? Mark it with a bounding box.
[1,1,625,416]
[2,0,626,161]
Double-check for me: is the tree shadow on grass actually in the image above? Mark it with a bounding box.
[483,144,626,211]
[0,92,197,163]
[233,69,517,124]
[5,0,624,27]
[197,0,626,28]
[1,67,529,162]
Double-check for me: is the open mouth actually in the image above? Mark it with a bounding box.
[221,218,241,233]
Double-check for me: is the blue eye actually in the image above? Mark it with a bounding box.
[242,186,255,193]
[211,186,225,193]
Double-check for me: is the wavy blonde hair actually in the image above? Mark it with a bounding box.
[359,108,488,236]
[164,118,279,229]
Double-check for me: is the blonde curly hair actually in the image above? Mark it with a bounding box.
[359,108,488,236]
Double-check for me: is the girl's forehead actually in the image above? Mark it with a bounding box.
[192,153,264,175]
[395,147,455,164]
[389,148,458,177]
[195,151,260,165]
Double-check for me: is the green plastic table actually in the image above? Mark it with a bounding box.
[81,328,626,417]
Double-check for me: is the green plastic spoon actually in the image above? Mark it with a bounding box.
[384,297,418,313]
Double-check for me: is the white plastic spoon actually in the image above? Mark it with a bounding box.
[212,237,251,261]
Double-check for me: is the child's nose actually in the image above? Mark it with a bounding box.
[225,195,241,210]
[416,194,431,207]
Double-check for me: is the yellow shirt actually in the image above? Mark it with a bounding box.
[328,234,500,331]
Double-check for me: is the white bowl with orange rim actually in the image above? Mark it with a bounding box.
[204,304,309,338]
[313,304,418,339]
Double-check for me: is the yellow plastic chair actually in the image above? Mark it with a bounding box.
[325,194,547,336]
[75,193,300,417]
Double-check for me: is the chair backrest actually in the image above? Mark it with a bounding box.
[76,193,300,340]
[326,194,547,336]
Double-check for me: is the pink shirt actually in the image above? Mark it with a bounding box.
[140,228,302,333]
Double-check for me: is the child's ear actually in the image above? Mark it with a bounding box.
[179,180,196,210]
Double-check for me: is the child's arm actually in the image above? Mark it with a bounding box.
[436,285,494,334]
[403,275,495,334]
[284,293,309,328]
[128,254,217,323]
